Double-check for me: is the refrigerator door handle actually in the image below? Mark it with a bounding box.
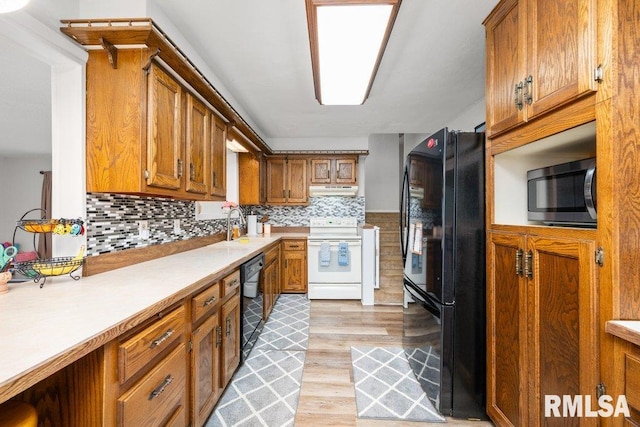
[404,280,441,318]
[400,166,410,261]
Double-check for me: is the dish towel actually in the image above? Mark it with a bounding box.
[338,242,349,266]
[319,242,331,267]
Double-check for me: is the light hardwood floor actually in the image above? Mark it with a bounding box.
[294,300,494,426]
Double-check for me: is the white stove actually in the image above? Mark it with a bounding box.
[307,217,362,300]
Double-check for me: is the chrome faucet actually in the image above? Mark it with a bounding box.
[226,207,246,241]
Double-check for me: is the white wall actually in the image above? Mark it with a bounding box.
[267,136,369,151]
[365,134,400,212]
[0,155,51,250]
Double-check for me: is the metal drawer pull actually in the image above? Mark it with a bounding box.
[226,317,231,336]
[289,245,299,248]
[203,296,217,306]
[148,375,173,400]
[150,329,174,349]
[228,279,239,288]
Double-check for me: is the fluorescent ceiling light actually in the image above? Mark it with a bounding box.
[306,0,401,105]
[226,137,249,153]
[0,0,29,13]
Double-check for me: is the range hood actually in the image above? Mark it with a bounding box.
[309,185,358,197]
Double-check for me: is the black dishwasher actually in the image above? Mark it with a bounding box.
[240,252,265,362]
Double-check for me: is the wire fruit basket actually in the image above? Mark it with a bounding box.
[11,209,85,288]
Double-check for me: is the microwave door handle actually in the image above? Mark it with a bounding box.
[584,161,597,220]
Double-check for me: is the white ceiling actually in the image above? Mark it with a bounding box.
[0,0,499,156]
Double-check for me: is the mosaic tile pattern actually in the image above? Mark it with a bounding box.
[86,193,366,256]
[246,195,365,226]
[85,193,227,256]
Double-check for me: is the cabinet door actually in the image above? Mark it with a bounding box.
[221,294,240,388]
[191,312,221,427]
[210,115,227,198]
[266,158,287,203]
[185,94,209,195]
[335,158,357,184]
[146,64,183,190]
[263,260,275,319]
[484,0,526,137]
[525,0,597,120]
[487,231,528,426]
[287,159,308,203]
[238,153,261,205]
[282,251,307,293]
[310,159,331,184]
[527,236,598,426]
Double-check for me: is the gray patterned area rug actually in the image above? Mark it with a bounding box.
[206,294,309,427]
[351,346,446,423]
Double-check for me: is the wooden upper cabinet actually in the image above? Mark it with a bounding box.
[310,157,357,185]
[146,64,184,191]
[310,159,331,184]
[266,158,287,204]
[409,157,425,188]
[335,158,357,183]
[484,0,598,137]
[210,115,227,198]
[238,152,265,205]
[85,48,226,201]
[266,158,308,205]
[185,93,209,195]
[287,159,308,203]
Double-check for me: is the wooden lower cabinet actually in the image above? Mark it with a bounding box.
[262,243,281,319]
[281,239,307,293]
[191,312,221,427]
[487,229,598,426]
[220,292,241,388]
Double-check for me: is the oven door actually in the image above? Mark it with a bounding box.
[307,238,362,284]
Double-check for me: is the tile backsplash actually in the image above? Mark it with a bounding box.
[85,193,365,256]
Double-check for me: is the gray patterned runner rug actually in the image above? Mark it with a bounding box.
[206,295,309,427]
[351,346,446,423]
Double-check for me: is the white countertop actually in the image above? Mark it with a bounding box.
[0,234,294,403]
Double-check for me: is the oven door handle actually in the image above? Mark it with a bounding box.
[307,240,361,246]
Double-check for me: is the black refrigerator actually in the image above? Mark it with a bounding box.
[400,128,486,419]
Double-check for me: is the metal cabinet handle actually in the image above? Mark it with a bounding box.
[203,296,217,307]
[515,249,524,277]
[228,279,239,288]
[524,250,533,279]
[213,171,217,186]
[514,81,523,111]
[177,159,183,177]
[225,317,232,336]
[190,163,195,181]
[524,75,533,105]
[148,375,173,400]
[150,329,174,349]
[216,325,222,348]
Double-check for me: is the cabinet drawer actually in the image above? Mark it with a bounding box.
[265,244,279,265]
[192,281,221,323]
[119,306,185,384]
[118,343,187,427]
[222,270,240,296]
[283,240,306,251]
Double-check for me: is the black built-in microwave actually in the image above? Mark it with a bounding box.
[527,157,596,226]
